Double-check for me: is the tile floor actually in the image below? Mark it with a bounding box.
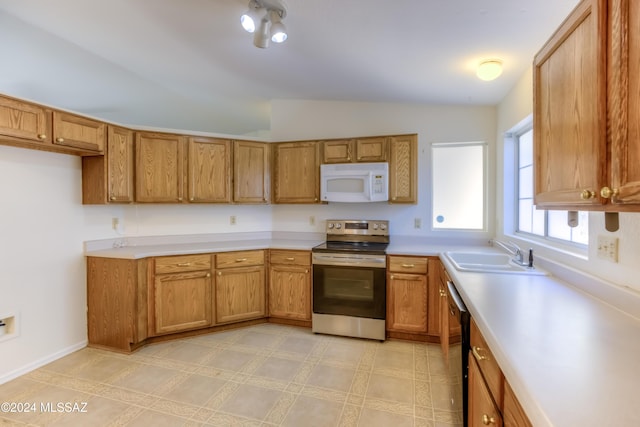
[0,324,463,427]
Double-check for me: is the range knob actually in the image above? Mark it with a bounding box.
[327,223,334,229]
[380,224,387,231]
[335,223,342,229]
[372,223,379,230]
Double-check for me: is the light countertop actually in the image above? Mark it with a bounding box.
[84,233,640,426]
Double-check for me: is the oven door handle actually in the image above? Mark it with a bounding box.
[312,255,386,268]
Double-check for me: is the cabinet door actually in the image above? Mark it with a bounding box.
[216,266,266,323]
[136,132,186,202]
[503,380,533,427]
[233,140,270,204]
[389,134,418,203]
[427,259,442,336]
[533,0,607,209]
[610,0,640,206]
[269,265,311,320]
[355,137,388,162]
[386,272,428,333]
[273,141,320,203]
[188,137,231,203]
[53,111,105,153]
[468,355,503,427]
[82,125,135,204]
[154,270,212,335]
[322,139,353,163]
[0,95,51,144]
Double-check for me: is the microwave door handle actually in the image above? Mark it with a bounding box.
[368,172,373,198]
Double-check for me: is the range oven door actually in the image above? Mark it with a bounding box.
[312,254,386,319]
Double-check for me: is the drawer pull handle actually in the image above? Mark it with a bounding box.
[285,257,295,261]
[177,262,191,267]
[401,263,415,268]
[482,414,496,425]
[472,346,488,361]
[235,258,248,262]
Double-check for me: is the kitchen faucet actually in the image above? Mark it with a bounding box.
[491,239,533,268]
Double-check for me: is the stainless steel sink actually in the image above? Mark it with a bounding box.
[443,251,547,275]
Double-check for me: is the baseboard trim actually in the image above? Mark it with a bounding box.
[0,340,87,385]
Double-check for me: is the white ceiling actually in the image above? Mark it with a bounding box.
[0,0,579,135]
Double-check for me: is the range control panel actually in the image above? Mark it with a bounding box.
[325,219,389,236]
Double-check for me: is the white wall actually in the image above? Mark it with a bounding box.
[270,100,497,238]
[496,70,640,293]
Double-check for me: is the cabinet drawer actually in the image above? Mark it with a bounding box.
[388,256,428,274]
[470,319,504,405]
[155,254,212,274]
[270,250,311,266]
[216,250,265,268]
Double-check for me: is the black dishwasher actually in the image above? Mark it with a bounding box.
[447,280,470,427]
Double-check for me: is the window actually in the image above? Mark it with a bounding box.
[432,142,486,230]
[515,126,588,245]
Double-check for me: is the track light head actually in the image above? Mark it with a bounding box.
[241,0,288,48]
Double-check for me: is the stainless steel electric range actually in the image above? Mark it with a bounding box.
[311,219,389,341]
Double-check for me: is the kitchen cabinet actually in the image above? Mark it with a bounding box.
[503,381,533,427]
[437,260,461,362]
[272,141,320,203]
[86,257,149,352]
[135,132,187,203]
[233,140,270,204]
[82,126,135,204]
[187,137,231,203]
[149,254,213,336]
[52,111,105,154]
[469,355,503,427]
[533,0,640,210]
[268,249,311,322]
[386,255,429,338]
[215,250,266,323]
[0,95,51,148]
[388,134,418,204]
[321,136,388,163]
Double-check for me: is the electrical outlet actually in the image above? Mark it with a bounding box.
[414,218,422,229]
[309,216,316,226]
[230,215,237,225]
[111,217,119,230]
[597,235,619,262]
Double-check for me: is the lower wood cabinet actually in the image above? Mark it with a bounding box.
[215,250,266,323]
[150,254,213,335]
[503,381,533,427]
[386,255,429,336]
[469,354,503,427]
[268,250,311,321]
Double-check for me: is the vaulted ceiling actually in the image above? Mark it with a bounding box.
[0,0,579,135]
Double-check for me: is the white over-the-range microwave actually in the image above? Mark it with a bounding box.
[320,162,389,203]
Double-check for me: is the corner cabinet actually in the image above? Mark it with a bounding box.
[272,141,320,203]
[82,126,135,204]
[215,250,267,323]
[389,134,418,204]
[233,140,270,204]
[534,0,640,210]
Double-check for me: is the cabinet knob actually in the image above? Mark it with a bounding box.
[178,197,183,201]
[37,134,47,140]
[206,273,211,278]
[580,189,595,200]
[482,414,496,425]
[189,197,194,201]
[110,196,116,201]
[305,269,309,274]
[600,186,619,199]
[55,137,64,143]
[218,271,222,276]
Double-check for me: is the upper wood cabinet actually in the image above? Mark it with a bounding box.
[233,140,270,204]
[534,0,640,210]
[321,136,388,163]
[135,132,187,203]
[187,137,231,203]
[52,111,105,154]
[82,126,135,204]
[273,141,320,204]
[0,95,51,146]
[389,134,418,203]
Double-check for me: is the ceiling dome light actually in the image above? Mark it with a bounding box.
[476,60,503,81]
[241,0,288,48]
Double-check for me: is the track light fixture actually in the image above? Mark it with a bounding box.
[240,0,288,48]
